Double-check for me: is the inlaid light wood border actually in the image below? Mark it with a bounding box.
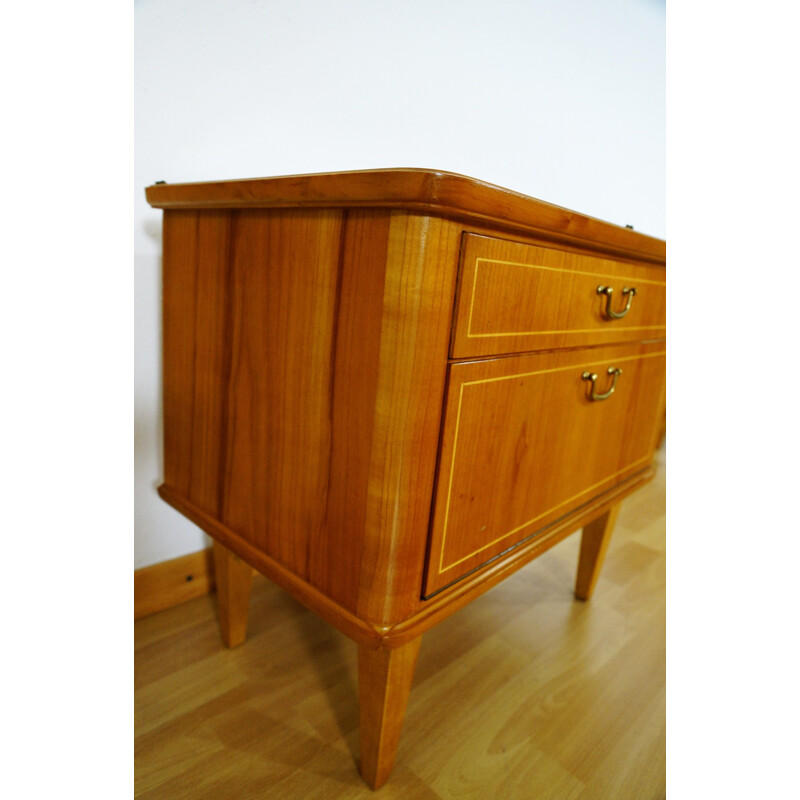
[436,350,666,576]
[466,257,667,338]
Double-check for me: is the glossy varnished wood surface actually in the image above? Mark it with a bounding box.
[575,505,620,601]
[451,233,666,358]
[424,342,665,596]
[146,169,665,264]
[150,172,665,787]
[158,464,654,650]
[135,447,665,799]
[161,208,462,622]
[354,213,462,625]
[156,179,665,635]
[162,207,345,595]
[213,541,254,648]
[358,637,422,789]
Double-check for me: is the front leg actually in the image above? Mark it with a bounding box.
[574,504,620,601]
[358,636,422,789]
[212,540,254,647]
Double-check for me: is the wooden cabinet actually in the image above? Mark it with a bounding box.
[146,169,666,789]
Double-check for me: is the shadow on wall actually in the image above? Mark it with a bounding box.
[136,210,164,482]
[143,216,162,245]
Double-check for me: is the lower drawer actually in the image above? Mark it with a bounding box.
[423,342,665,597]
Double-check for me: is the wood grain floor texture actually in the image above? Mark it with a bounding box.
[135,447,665,799]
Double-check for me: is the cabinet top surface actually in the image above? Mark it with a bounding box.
[145,168,665,263]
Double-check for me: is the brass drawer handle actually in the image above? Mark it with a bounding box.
[582,367,622,401]
[597,285,637,319]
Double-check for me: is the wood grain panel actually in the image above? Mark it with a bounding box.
[157,484,385,648]
[424,342,665,596]
[217,209,343,577]
[307,210,392,610]
[356,213,463,626]
[161,208,345,586]
[162,209,228,506]
[160,208,462,620]
[451,233,666,357]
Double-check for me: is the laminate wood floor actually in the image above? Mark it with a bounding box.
[135,447,665,799]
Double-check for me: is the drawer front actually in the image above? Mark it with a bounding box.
[423,343,665,597]
[451,234,666,358]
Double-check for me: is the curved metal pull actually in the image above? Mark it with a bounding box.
[582,367,622,401]
[597,285,637,319]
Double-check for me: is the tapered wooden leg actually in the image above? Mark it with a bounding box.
[213,540,253,647]
[358,636,422,789]
[575,504,620,601]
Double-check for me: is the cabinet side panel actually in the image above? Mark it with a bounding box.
[306,210,392,611]
[162,208,460,620]
[161,209,195,499]
[218,209,344,579]
[162,209,232,509]
[356,213,463,625]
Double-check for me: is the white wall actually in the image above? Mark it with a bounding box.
[134,0,665,568]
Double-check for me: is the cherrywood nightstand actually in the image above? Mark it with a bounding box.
[146,169,665,789]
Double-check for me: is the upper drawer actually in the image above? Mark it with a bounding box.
[451,234,666,358]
